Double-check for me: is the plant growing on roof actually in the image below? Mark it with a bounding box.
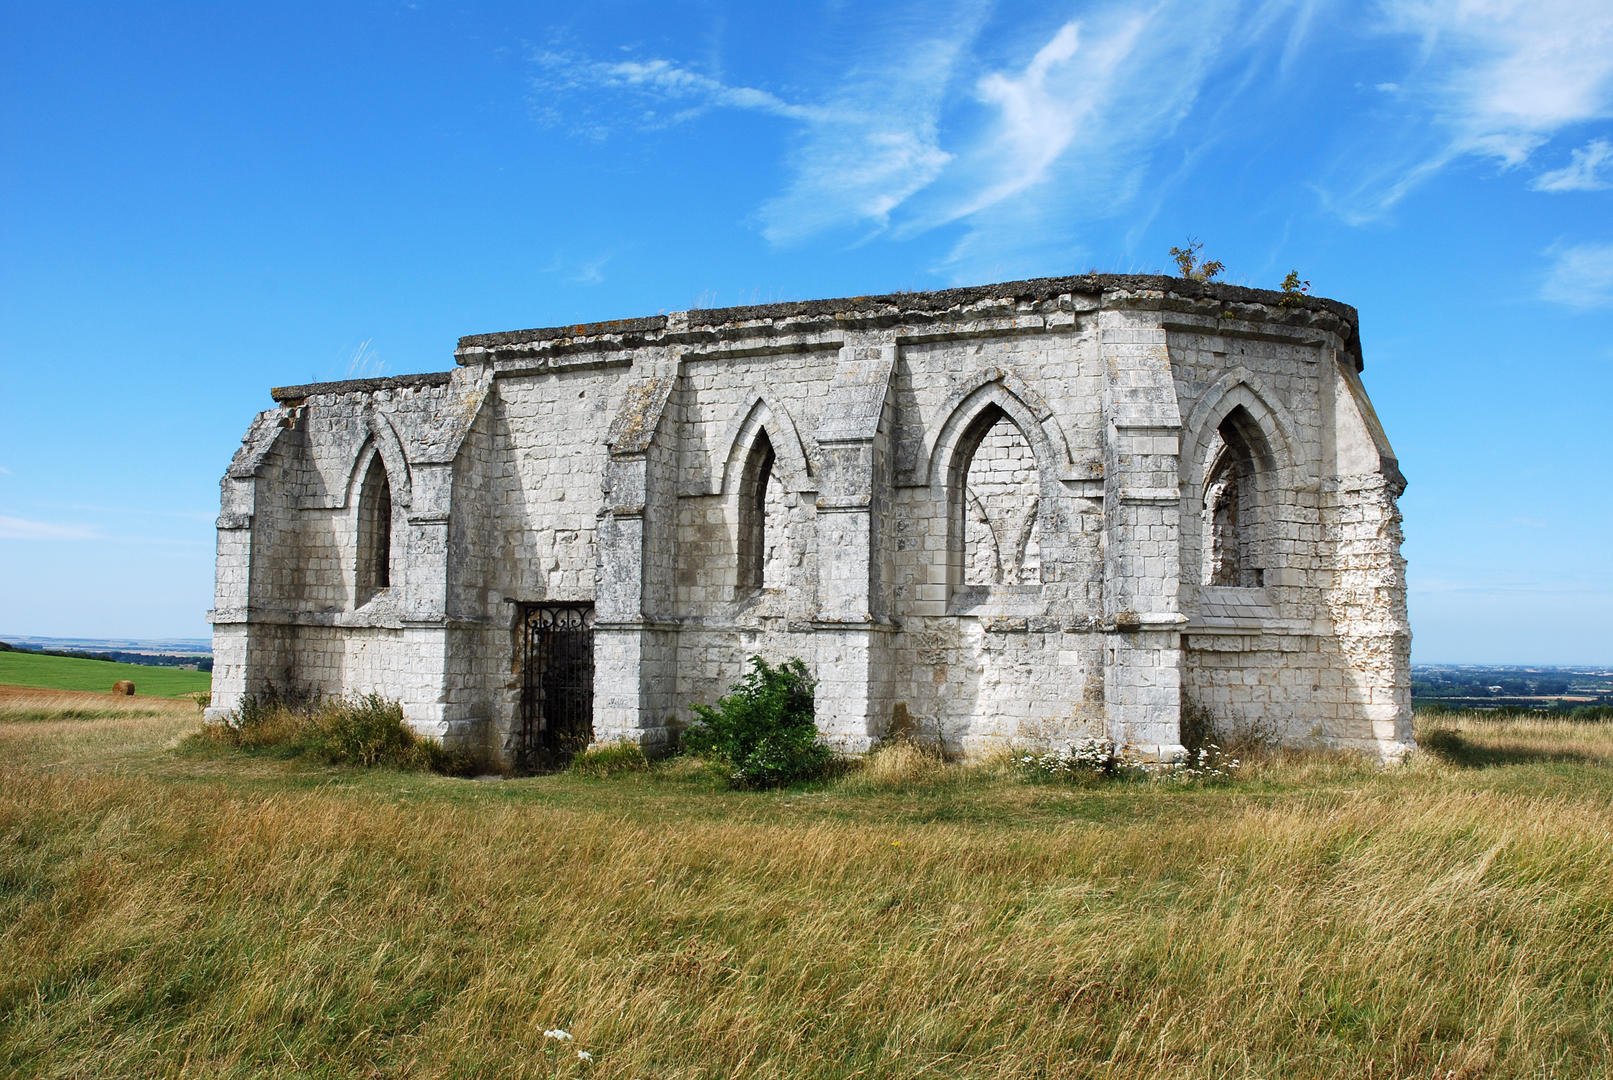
[1169,238,1225,282]
[1278,268,1312,307]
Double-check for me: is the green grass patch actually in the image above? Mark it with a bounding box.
[567,741,651,778]
[0,651,210,698]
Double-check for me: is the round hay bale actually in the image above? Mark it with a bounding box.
[112,680,135,696]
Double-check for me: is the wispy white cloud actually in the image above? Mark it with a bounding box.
[1329,0,1613,219]
[1533,138,1613,191]
[521,3,1314,270]
[571,254,609,286]
[581,57,828,123]
[528,47,833,135]
[1323,149,1459,226]
[1384,0,1613,151]
[530,3,1610,266]
[538,250,613,286]
[950,20,1116,220]
[754,75,957,244]
[0,515,103,541]
[1540,240,1613,308]
[913,0,1281,276]
[756,4,988,244]
[528,10,986,245]
[343,338,385,380]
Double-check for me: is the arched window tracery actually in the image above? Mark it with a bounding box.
[950,405,1041,589]
[1201,406,1273,588]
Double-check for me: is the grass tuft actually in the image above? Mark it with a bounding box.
[568,742,650,778]
[196,691,482,776]
[844,738,954,790]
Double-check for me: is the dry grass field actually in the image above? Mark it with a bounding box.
[2,686,1611,1078]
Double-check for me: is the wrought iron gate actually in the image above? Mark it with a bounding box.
[516,603,595,772]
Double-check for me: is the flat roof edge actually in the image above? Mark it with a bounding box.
[270,371,453,403]
[455,273,1360,351]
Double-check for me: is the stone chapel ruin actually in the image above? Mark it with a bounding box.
[208,274,1413,766]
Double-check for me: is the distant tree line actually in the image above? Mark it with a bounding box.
[1414,674,1574,697]
[1412,665,1613,716]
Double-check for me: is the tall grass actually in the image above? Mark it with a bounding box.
[1415,708,1613,766]
[199,691,480,775]
[2,695,1611,1077]
[0,686,182,724]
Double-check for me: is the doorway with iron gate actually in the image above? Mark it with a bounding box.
[515,602,595,773]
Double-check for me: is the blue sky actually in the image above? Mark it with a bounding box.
[1,0,1609,663]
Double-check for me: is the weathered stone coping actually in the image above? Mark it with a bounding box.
[266,274,1362,403]
[455,273,1361,358]
[270,371,453,404]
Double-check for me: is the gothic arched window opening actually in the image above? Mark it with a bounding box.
[736,430,784,593]
[1202,407,1273,588]
[950,405,1041,589]
[357,452,395,600]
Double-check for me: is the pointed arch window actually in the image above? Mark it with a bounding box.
[949,405,1041,590]
[1202,407,1274,588]
[357,452,395,600]
[736,430,778,593]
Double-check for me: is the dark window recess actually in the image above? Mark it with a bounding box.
[357,454,394,598]
[736,431,776,592]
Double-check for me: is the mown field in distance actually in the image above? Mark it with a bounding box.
[2,686,1611,1078]
[0,650,210,698]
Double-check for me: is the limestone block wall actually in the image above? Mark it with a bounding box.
[453,362,629,756]
[867,320,1111,754]
[1098,305,1187,758]
[1183,635,1354,745]
[1169,311,1411,759]
[479,372,615,605]
[213,274,1411,765]
[209,424,306,708]
[881,619,1108,750]
[671,348,833,624]
[207,410,281,715]
[962,416,1042,585]
[208,370,491,741]
[1321,477,1412,752]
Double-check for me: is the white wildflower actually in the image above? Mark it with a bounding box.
[544,1029,573,1042]
[577,1050,593,1062]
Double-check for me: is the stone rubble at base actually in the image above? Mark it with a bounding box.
[207,274,1413,766]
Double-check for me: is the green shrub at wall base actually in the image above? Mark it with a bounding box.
[682,656,833,788]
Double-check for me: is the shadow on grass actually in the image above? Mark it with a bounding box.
[1419,727,1603,769]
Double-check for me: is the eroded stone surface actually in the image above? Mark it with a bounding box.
[209,274,1411,763]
